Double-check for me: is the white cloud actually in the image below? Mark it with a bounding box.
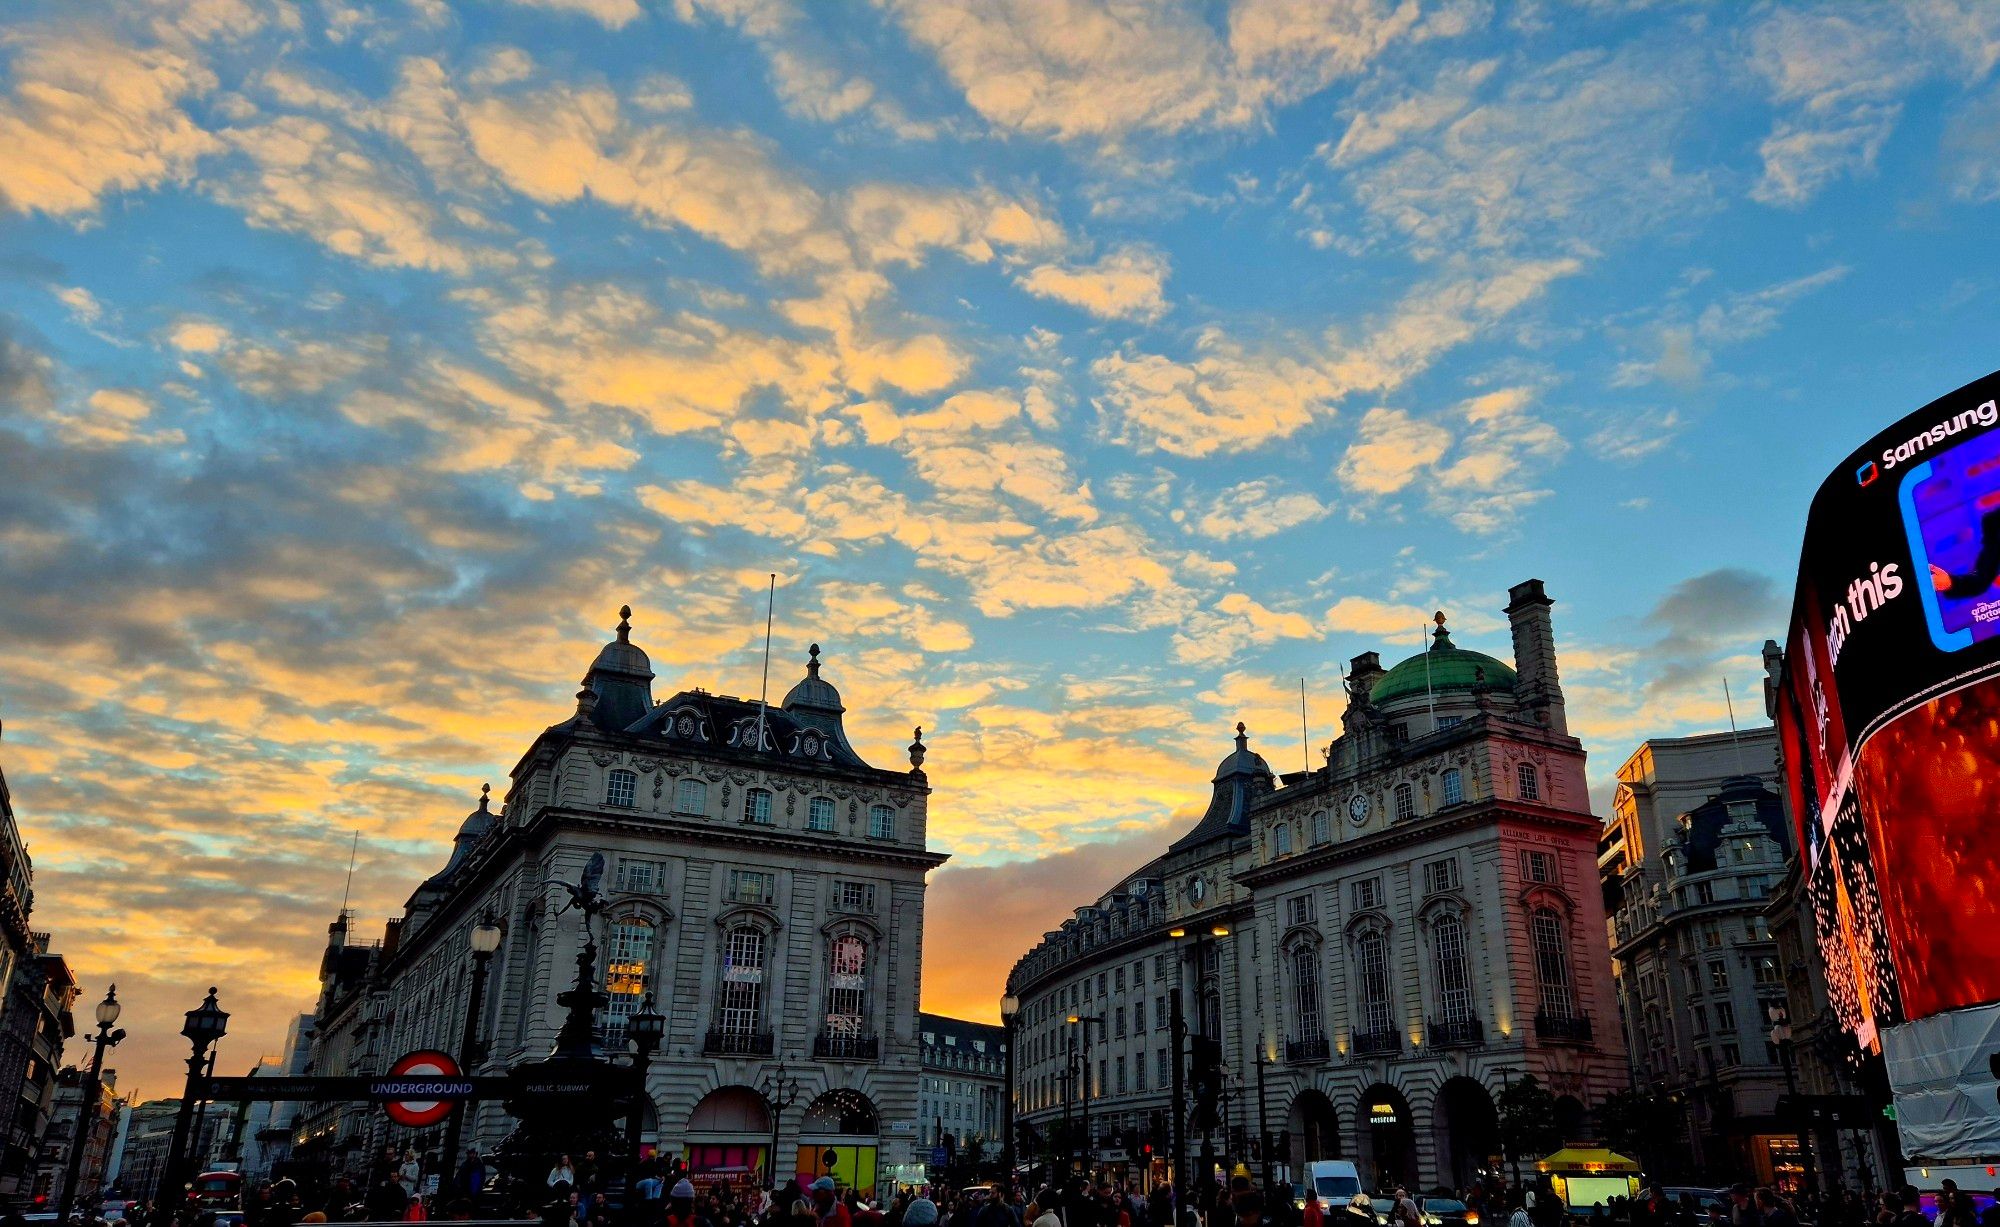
[500,0,643,28]
[1336,406,1451,495]
[1337,387,1566,533]
[1190,480,1332,540]
[0,33,219,216]
[1017,246,1171,322]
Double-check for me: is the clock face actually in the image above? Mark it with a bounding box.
[1347,794,1371,826]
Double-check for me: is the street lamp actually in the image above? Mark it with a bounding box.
[1170,923,1230,1195]
[999,992,1020,1189]
[163,987,228,1214]
[441,914,503,1186]
[626,993,667,1160]
[1494,1066,1521,1191]
[1768,1003,1818,1200]
[57,985,126,1225]
[758,1063,801,1191]
[1067,1013,1107,1180]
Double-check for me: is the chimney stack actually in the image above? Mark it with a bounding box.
[1505,579,1567,736]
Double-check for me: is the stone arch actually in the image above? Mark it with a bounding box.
[1431,1076,1499,1190]
[1355,1083,1417,1192]
[801,1088,878,1136]
[1288,1088,1341,1174]
[1553,1095,1587,1145]
[687,1086,771,1134]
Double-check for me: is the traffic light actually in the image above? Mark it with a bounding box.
[1190,1037,1223,1129]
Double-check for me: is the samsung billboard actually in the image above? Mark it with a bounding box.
[1775,370,2000,1163]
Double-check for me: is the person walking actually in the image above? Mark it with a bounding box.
[1753,1190,1797,1227]
[813,1180,853,1227]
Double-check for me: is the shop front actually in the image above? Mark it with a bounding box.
[685,1086,774,1192]
[795,1089,881,1199]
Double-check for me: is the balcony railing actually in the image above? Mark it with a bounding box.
[1535,1012,1593,1044]
[814,1031,881,1061]
[1284,1035,1331,1064]
[1427,1016,1485,1049]
[704,1028,775,1056]
[1352,1028,1401,1057]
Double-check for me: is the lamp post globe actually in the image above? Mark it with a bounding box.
[94,987,122,1029]
[471,918,503,955]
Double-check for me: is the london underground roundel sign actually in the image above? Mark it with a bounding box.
[381,1050,463,1127]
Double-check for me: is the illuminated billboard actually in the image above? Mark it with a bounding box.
[1775,370,2000,1053]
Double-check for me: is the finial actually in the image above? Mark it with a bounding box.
[1234,721,1247,747]
[616,605,632,644]
[1431,610,1454,650]
[479,782,491,812]
[908,725,926,771]
[807,642,821,677]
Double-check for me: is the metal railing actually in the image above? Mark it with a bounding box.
[1284,1035,1331,1064]
[1535,1012,1593,1043]
[1427,1016,1485,1049]
[814,1031,880,1061]
[1352,1028,1401,1056]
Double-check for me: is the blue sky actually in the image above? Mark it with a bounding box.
[4,0,1999,1082]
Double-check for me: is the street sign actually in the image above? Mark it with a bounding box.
[383,1050,463,1127]
[930,1146,950,1167]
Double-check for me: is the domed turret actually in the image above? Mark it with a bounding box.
[419,783,496,892]
[1368,613,1516,709]
[1169,723,1275,853]
[581,605,655,731]
[782,643,843,713]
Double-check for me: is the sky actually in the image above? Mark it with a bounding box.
[3,0,2000,1098]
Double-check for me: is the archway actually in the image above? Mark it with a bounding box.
[685,1087,772,1191]
[1432,1077,1499,1190]
[797,1088,881,1199]
[1553,1096,1587,1146]
[1357,1084,1416,1192]
[1289,1089,1341,1175]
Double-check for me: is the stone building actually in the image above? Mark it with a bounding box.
[37,1067,120,1210]
[1599,730,1802,1184]
[1007,581,1627,1193]
[300,610,943,1197]
[0,933,73,1205]
[917,1014,1007,1155]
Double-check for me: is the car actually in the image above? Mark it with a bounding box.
[1423,1198,1477,1227]
[1371,1197,1396,1222]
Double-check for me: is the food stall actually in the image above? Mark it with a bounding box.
[1532,1147,1641,1216]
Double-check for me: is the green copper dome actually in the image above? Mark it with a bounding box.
[1369,625,1516,707]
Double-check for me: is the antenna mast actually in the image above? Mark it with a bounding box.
[756,573,776,751]
[340,831,358,917]
[1723,677,1748,774]
[1299,678,1311,775]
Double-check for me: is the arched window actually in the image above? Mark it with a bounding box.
[606,769,637,808]
[1201,984,1222,1042]
[1310,811,1330,845]
[602,916,654,1045]
[744,787,772,824]
[1273,824,1292,857]
[1289,944,1324,1042]
[676,778,707,815]
[868,804,895,839]
[1442,767,1464,807]
[1394,782,1415,821]
[1356,931,1394,1038]
[1430,914,1473,1025]
[718,926,767,1036]
[825,935,867,1037]
[808,797,835,832]
[1531,908,1575,1019]
[1517,762,1540,801]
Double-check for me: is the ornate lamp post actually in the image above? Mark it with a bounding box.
[1171,923,1231,1193]
[1768,1003,1818,1200]
[999,993,1020,1188]
[440,914,503,1185]
[57,986,125,1225]
[625,993,666,1160]
[1065,1013,1106,1179]
[163,988,228,1213]
[758,1063,801,1192]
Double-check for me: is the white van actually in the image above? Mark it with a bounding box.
[1307,1160,1364,1203]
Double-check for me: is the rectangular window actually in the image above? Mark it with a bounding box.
[726,869,774,906]
[1156,1049,1170,1086]
[868,804,895,839]
[1423,858,1461,895]
[1133,1000,1144,1031]
[1311,810,1330,844]
[1395,784,1415,821]
[1530,910,1575,1020]
[1714,1001,1736,1031]
[1097,973,1107,996]
[618,859,659,894]
[807,797,836,832]
[676,778,707,815]
[1521,850,1556,884]
[1153,954,1167,979]
[1286,893,1316,927]
[1291,943,1324,1041]
[718,926,766,1035]
[1441,768,1464,807]
[1116,1056,1128,1095]
[1691,1005,1708,1037]
[606,769,636,808]
[1114,1007,1126,1038]
[744,788,772,824]
[1115,968,1125,992]
[1709,960,1729,991]
[1702,921,1724,948]
[1357,932,1393,1035]
[838,881,876,912]
[1351,878,1381,910]
[1154,995,1167,1030]
[1692,881,1714,904]
[1517,762,1541,801]
[1135,1053,1147,1092]
[1721,1042,1740,1065]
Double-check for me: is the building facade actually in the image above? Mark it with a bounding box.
[227,1014,317,1182]
[0,723,48,1209]
[37,1067,120,1210]
[917,1014,1007,1156]
[299,611,943,1196]
[1600,729,1803,1183]
[0,934,74,1205]
[1007,581,1627,1194]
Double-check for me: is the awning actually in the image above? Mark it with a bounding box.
[1534,1148,1640,1172]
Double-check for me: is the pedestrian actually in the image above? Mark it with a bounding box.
[1508,1195,1531,1227]
[1034,1190,1063,1227]
[1753,1191,1797,1227]
[814,1179,853,1227]
[550,1157,579,1196]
